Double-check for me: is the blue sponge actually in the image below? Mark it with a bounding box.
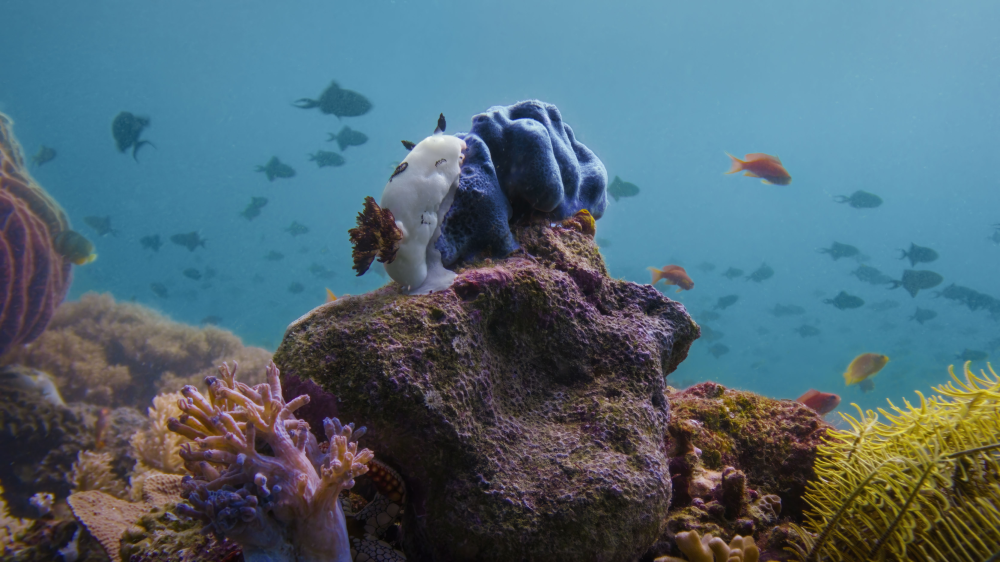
[436,100,607,266]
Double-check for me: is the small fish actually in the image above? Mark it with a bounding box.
[53,230,97,265]
[724,153,791,185]
[94,407,112,450]
[140,234,162,252]
[648,265,694,292]
[111,111,155,161]
[698,310,721,322]
[889,270,943,298]
[833,190,882,209]
[150,282,169,298]
[264,251,285,261]
[897,243,938,267]
[170,232,206,252]
[700,325,724,342]
[713,295,739,310]
[256,156,296,181]
[309,263,336,279]
[771,304,805,317]
[794,325,821,337]
[200,315,222,326]
[241,196,269,221]
[910,308,937,324]
[182,268,202,280]
[607,176,640,201]
[851,264,892,286]
[294,81,373,118]
[721,267,744,280]
[325,288,338,302]
[286,221,310,236]
[595,237,612,248]
[867,299,899,312]
[824,291,864,310]
[288,282,305,294]
[310,150,346,168]
[328,126,369,151]
[819,242,859,261]
[746,263,774,283]
[83,215,117,237]
[708,343,730,358]
[796,389,841,415]
[843,353,890,385]
[32,145,57,166]
[696,262,716,273]
[858,379,876,393]
[956,349,988,362]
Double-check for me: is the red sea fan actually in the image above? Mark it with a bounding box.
[0,113,73,356]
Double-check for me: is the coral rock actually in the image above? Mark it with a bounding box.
[68,490,149,562]
[275,222,698,562]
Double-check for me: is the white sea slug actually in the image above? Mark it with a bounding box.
[380,114,465,294]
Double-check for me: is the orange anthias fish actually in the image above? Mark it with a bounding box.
[843,353,890,385]
[796,389,841,415]
[648,265,694,292]
[95,407,111,449]
[725,153,792,185]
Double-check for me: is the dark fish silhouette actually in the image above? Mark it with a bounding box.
[824,291,864,310]
[607,176,640,202]
[286,221,309,236]
[309,150,345,168]
[852,264,892,285]
[935,283,1000,314]
[140,234,162,252]
[910,308,937,324]
[898,243,938,266]
[31,145,56,166]
[834,190,882,209]
[746,263,774,282]
[288,282,305,294]
[700,325,724,342]
[170,232,206,252]
[83,216,117,237]
[111,111,155,161]
[53,230,96,265]
[182,268,202,280]
[956,349,988,362]
[708,343,730,358]
[819,242,859,261]
[771,304,805,317]
[328,126,368,151]
[721,267,744,280]
[889,269,943,298]
[294,81,373,118]
[200,315,222,326]
[256,157,296,181]
[794,325,821,337]
[150,282,169,298]
[264,251,285,261]
[595,237,612,248]
[867,299,899,312]
[241,197,268,221]
[714,295,739,310]
[309,263,336,279]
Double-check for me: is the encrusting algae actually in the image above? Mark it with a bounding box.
[789,361,1000,561]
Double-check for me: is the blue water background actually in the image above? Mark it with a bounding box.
[2,1,998,415]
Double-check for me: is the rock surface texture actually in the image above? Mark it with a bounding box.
[275,222,699,562]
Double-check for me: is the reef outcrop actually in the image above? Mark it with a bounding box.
[276,221,699,562]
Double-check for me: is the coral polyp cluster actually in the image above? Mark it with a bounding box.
[168,361,375,562]
[791,362,1000,561]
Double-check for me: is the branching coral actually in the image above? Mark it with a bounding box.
[789,362,1000,561]
[131,391,189,475]
[349,195,402,276]
[2,292,270,407]
[169,361,374,562]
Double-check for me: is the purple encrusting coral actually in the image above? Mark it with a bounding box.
[276,221,698,562]
[436,100,608,266]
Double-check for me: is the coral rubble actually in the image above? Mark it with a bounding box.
[0,112,86,358]
[276,221,698,562]
[2,292,271,408]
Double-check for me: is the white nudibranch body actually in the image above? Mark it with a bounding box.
[380,130,466,294]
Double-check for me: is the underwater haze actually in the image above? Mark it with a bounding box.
[2,0,999,416]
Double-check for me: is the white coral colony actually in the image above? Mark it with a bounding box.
[380,114,465,294]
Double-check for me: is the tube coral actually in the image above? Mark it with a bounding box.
[169,361,374,562]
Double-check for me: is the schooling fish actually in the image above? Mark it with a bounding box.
[746,263,774,283]
[714,294,739,310]
[53,230,97,265]
[721,267,744,280]
[648,265,694,292]
[328,126,369,151]
[294,81,373,118]
[111,111,155,161]
[182,268,202,280]
[170,232,207,252]
[150,282,169,298]
[889,269,943,298]
[851,264,892,286]
[700,325,724,342]
[834,190,882,209]
[256,156,296,181]
[708,343,730,358]
[843,353,889,386]
[83,216,117,237]
[140,234,162,252]
[31,145,56,166]
[794,325,820,337]
[724,153,791,185]
[796,389,841,415]
[607,176,640,201]
[825,291,864,310]
[819,242,859,261]
[288,282,305,294]
[286,221,310,237]
[898,243,938,267]
[910,307,937,324]
[956,349,988,362]
[309,150,346,168]
[241,197,268,221]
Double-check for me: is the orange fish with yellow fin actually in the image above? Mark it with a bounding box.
[725,153,792,185]
[648,265,694,292]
